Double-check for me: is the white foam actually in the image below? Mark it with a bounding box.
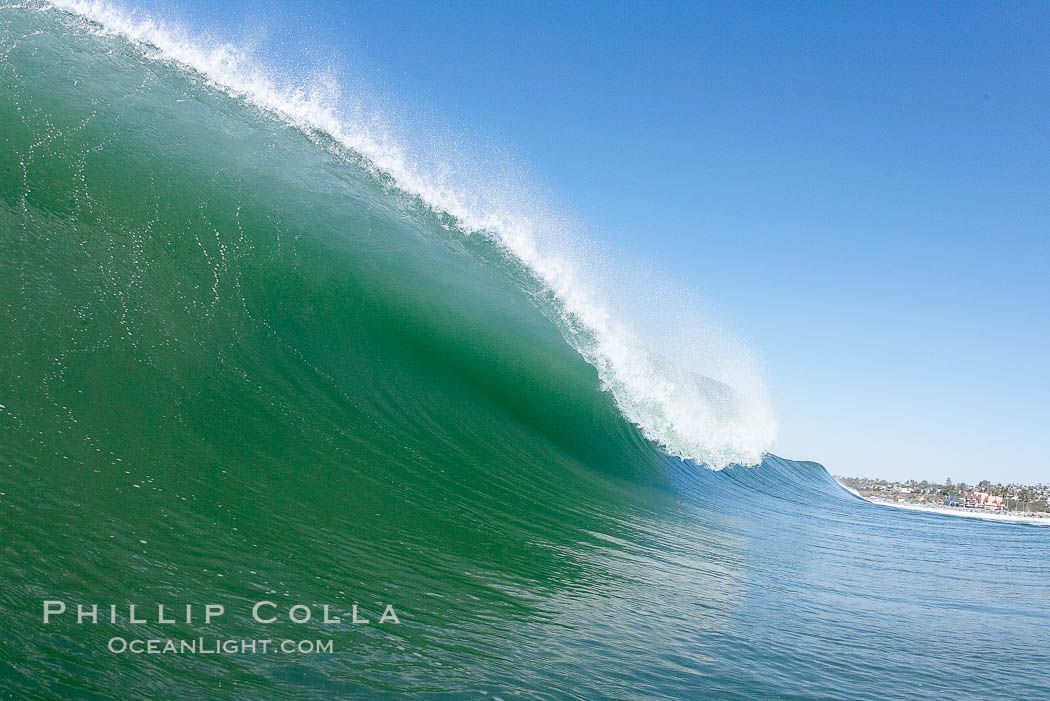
[41,0,778,468]
[863,497,1050,527]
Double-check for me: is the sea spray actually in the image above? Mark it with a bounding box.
[42,0,777,468]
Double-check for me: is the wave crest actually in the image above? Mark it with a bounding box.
[42,0,778,467]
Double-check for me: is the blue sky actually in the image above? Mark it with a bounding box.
[140,0,1048,484]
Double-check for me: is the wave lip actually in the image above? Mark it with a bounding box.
[43,0,777,468]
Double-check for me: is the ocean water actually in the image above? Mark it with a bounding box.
[1,4,1049,699]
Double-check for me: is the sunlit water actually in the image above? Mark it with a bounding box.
[1,6,1047,699]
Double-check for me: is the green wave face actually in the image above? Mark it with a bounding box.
[3,6,1050,700]
[0,7,711,694]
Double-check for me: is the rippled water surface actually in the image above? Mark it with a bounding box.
[1,7,1048,699]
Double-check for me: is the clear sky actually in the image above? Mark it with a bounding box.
[134,0,1049,485]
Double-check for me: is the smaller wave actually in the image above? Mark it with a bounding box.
[860,496,1050,526]
[43,0,778,468]
[836,480,863,498]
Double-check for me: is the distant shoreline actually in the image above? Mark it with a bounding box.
[856,493,1050,526]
